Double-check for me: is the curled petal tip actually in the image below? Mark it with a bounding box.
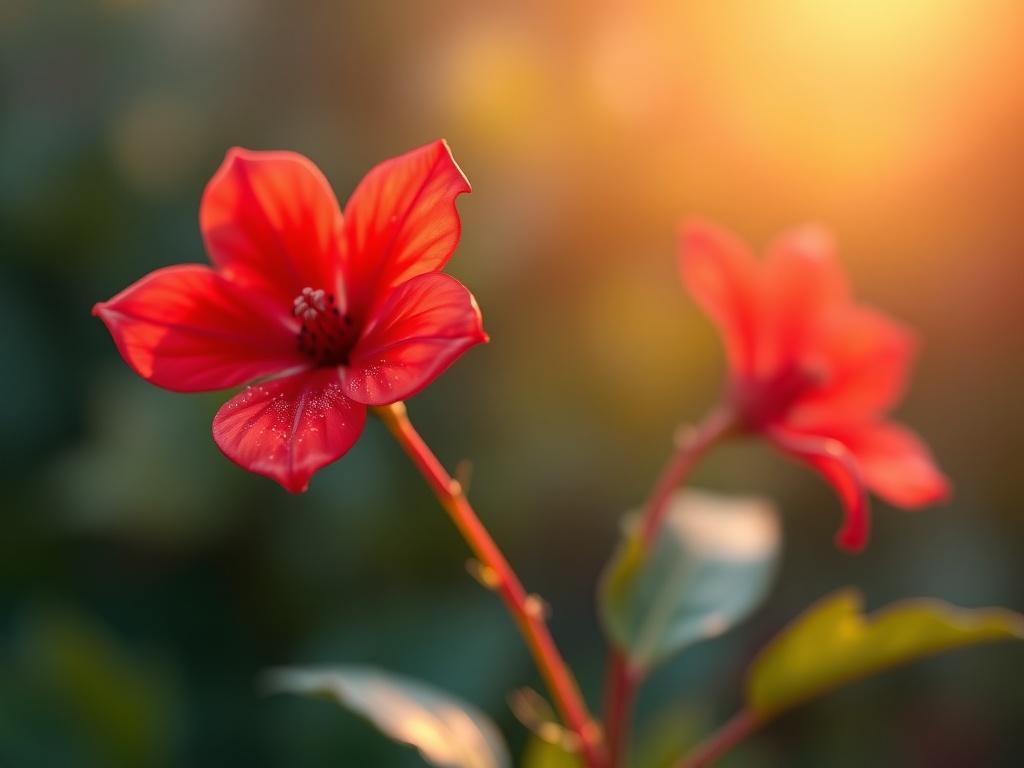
[835,518,869,553]
[833,483,871,554]
[426,138,471,194]
[770,428,872,553]
[341,140,473,315]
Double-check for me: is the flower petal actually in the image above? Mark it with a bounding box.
[789,306,916,427]
[344,273,488,405]
[342,140,471,319]
[200,148,344,308]
[212,368,366,492]
[827,422,950,508]
[93,265,306,392]
[761,225,849,374]
[679,219,762,378]
[768,427,871,552]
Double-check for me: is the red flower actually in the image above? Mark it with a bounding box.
[680,220,949,551]
[95,140,487,492]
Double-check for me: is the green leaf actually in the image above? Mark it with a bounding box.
[519,737,582,768]
[599,490,780,671]
[746,589,1024,718]
[265,666,510,768]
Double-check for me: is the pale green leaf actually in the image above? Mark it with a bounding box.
[265,666,510,768]
[746,589,1024,718]
[599,490,780,670]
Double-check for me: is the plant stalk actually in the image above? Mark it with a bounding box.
[603,406,736,765]
[602,650,638,766]
[638,406,736,549]
[678,710,760,767]
[374,402,606,768]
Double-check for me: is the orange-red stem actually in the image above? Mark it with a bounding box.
[603,406,735,766]
[638,406,736,549]
[602,649,638,766]
[678,710,760,767]
[374,403,606,768]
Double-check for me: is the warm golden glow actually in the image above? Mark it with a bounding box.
[695,0,997,193]
[431,1,1019,245]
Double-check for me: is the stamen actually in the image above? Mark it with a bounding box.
[292,288,354,366]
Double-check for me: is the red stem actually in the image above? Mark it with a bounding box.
[603,406,736,766]
[638,406,736,549]
[602,650,637,766]
[374,403,606,768]
[678,710,760,767]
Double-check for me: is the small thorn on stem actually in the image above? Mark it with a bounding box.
[466,559,501,590]
[525,594,551,620]
[375,401,605,768]
[509,688,581,751]
[509,687,556,725]
[448,479,463,497]
[582,721,605,749]
[673,423,697,449]
[455,459,473,494]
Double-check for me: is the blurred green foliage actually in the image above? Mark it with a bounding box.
[0,609,182,767]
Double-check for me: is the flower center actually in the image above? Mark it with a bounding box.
[293,287,355,366]
[734,362,826,429]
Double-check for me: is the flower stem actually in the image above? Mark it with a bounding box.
[678,710,760,767]
[373,402,606,768]
[602,649,638,766]
[603,406,736,766]
[638,406,736,549]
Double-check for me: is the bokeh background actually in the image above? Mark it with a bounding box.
[2,1,1023,765]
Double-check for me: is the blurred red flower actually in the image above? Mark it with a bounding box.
[680,220,949,550]
[95,140,486,492]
